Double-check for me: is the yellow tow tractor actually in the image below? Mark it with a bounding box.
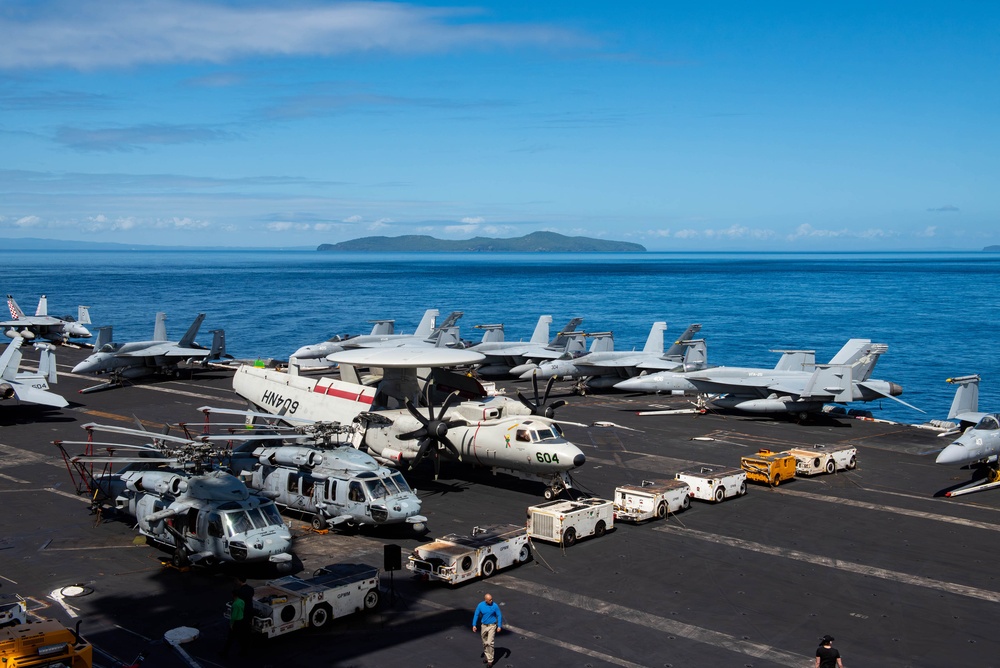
[740,449,796,487]
[0,619,93,668]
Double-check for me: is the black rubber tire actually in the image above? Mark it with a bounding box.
[772,474,780,487]
[681,496,691,511]
[481,557,497,578]
[543,487,556,500]
[311,514,327,531]
[847,455,857,470]
[363,589,380,611]
[714,487,726,503]
[739,481,747,496]
[594,520,606,538]
[309,604,332,629]
[518,544,531,563]
[656,502,667,519]
[825,459,836,474]
[563,527,577,547]
[171,547,189,568]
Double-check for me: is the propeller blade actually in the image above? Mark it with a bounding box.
[515,390,535,412]
[437,390,461,418]
[409,438,432,470]
[440,435,460,459]
[404,398,431,427]
[541,376,555,405]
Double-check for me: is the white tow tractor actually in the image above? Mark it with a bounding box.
[0,594,27,627]
[787,445,858,476]
[675,466,747,503]
[613,480,691,523]
[243,563,380,638]
[407,524,530,585]
[527,497,614,546]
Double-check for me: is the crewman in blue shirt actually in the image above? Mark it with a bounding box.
[472,592,503,667]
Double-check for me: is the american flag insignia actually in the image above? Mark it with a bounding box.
[7,297,18,320]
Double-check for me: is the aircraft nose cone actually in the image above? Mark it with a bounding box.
[614,377,642,391]
[935,443,966,465]
[71,360,90,373]
[573,453,586,468]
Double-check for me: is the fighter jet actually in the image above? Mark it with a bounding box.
[72,312,226,392]
[472,317,588,377]
[0,336,68,408]
[529,322,707,389]
[290,308,438,362]
[616,339,917,420]
[232,347,588,499]
[2,294,91,343]
[934,375,1000,496]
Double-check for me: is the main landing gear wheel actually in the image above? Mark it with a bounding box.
[311,514,328,531]
[544,487,558,500]
[171,547,190,568]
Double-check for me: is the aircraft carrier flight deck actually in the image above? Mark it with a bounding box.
[2,347,997,668]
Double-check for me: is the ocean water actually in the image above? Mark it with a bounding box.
[2,249,997,424]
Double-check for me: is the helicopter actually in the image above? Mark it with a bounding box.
[55,421,293,568]
[194,408,427,532]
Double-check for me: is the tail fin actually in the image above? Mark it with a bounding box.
[474,324,504,343]
[368,319,395,336]
[178,314,206,348]
[78,305,92,325]
[642,322,667,354]
[433,327,463,348]
[529,316,553,344]
[412,309,439,337]
[35,295,48,316]
[772,350,816,371]
[0,336,24,379]
[36,343,58,385]
[588,332,614,353]
[829,338,872,365]
[802,364,853,401]
[6,295,25,320]
[549,317,584,348]
[663,324,702,359]
[426,312,462,344]
[153,312,168,341]
[94,326,113,350]
[561,332,588,356]
[682,339,708,370]
[946,375,980,420]
[850,343,888,382]
[208,329,226,359]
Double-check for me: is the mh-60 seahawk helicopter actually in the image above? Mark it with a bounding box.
[194,407,427,532]
[56,422,293,569]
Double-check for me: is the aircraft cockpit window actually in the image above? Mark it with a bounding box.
[246,507,269,530]
[389,472,411,493]
[99,343,118,353]
[260,502,283,526]
[516,430,530,442]
[348,481,365,502]
[975,416,1000,431]
[552,423,564,437]
[223,510,254,537]
[533,427,562,441]
[365,480,388,500]
[207,514,223,538]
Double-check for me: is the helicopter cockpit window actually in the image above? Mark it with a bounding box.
[365,479,388,500]
[975,415,1000,431]
[516,430,530,442]
[207,514,224,538]
[246,507,269,530]
[260,502,283,526]
[186,509,199,534]
[389,472,411,493]
[348,481,365,503]
[223,510,254,537]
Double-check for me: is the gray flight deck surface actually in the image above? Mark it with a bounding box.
[1,348,997,668]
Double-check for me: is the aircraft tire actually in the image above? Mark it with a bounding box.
[363,589,380,611]
[309,603,332,629]
[543,487,556,500]
[311,514,327,531]
[825,460,836,474]
[171,547,189,568]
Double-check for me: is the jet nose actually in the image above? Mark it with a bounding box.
[935,442,967,465]
[614,377,643,391]
[573,453,586,468]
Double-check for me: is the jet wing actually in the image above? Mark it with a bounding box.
[9,382,69,408]
[0,316,64,327]
[953,411,991,425]
[328,347,484,368]
[117,345,208,358]
[685,375,777,394]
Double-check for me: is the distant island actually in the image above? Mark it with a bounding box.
[985,245,1000,252]
[318,231,646,252]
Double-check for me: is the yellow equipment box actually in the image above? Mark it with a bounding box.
[740,449,796,486]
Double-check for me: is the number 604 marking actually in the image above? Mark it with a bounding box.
[535,452,560,464]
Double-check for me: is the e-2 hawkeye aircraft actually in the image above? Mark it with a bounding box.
[934,375,1000,497]
[0,336,68,408]
[55,422,292,568]
[233,347,587,499]
[193,408,427,532]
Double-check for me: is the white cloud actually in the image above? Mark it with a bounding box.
[0,1,586,71]
[368,218,393,231]
[916,226,937,238]
[673,229,699,239]
[343,215,363,224]
[443,224,481,235]
[14,215,42,227]
[461,216,485,224]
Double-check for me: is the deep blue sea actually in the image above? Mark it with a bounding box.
[2,250,997,424]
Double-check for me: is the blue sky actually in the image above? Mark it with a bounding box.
[1,1,998,250]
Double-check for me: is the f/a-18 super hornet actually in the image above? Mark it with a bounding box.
[72,312,227,392]
[233,346,587,499]
[2,294,91,343]
[196,407,428,532]
[55,422,292,568]
[290,308,439,363]
[469,317,588,378]
[0,336,68,408]
[934,375,1000,497]
[529,322,706,389]
[616,339,918,420]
